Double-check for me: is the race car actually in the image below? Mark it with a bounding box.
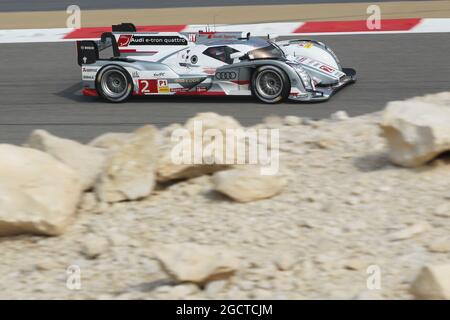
[77,23,356,104]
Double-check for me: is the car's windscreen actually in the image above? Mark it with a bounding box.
[247,44,285,59]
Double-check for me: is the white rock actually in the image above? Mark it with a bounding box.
[274,253,298,271]
[205,280,228,295]
[155,243,239,285]
[410,265,450,299]
[434,203,450,218]
[344,259,367,271]
[0,144,83,236]
[156,148,229,182]
[263,115,284,128]
[388,222,431,241]
[284,116,302,126]
[352,290,384,300]
[212,166,286,202]
[428,237,450,253]
[88,132,131,150]
[81,235,109,259]
[78,192,98,212]
[156,113,242,182]
[330,111,349,121]
[0,184,57,236]
[26,130,107,190]
[380,100,450,167]
[95,125,159,202]
[411,91,450,106]
[184,112,241,134]
[168,284,199,299]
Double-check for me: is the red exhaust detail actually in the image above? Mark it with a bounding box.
[82,88,98,96]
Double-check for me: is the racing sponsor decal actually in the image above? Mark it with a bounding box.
[299,42,314,49]
[174,77,206,89]
[170,87,189,93]
[118,35,188,47]
[319,65,335,73]
[117,35,132,47]
[82,75,95,80]
[138,79,171,94]
[153,72,166,77]
[215,71,238,81]
[196,86,208,92]
[188,33,197,42]
[82,66,98,81]
[138,79,157,94]
[82,67,98,73]
[131,71,139,78]
[157,79,170,93]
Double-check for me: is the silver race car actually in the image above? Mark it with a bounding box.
[77,23,356,104]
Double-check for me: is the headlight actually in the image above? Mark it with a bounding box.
[295,65,314,90]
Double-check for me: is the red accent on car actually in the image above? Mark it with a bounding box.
[231,80,250,85]
[174,91,226,96]
[82,88,98,96]
[119,49,158,53]
[117,35,132,46]
[138,79,158,94]
[294,18,421,33]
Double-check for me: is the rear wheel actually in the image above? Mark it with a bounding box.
[251,66,290,104]
[96,65,133,103]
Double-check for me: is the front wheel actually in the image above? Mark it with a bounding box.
[96,65,133,103]
[251,66,290,104]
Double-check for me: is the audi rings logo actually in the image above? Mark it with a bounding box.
[215,71,237,80]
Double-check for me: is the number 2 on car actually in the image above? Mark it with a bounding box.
[138,79,170,94]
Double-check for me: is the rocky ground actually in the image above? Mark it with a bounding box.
[1,94,450,300]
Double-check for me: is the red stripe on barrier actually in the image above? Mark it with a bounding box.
[294,18,421,33]
[64,25,187,39]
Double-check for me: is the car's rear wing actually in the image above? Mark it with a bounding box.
[77,23,137,66]
[76,32,120,66]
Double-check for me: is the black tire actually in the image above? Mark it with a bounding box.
[251,65,290,104]
[96,65,133,103]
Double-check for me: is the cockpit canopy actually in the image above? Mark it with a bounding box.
[202,41,285,65]
[247,43,285,60]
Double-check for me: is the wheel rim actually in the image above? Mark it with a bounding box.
[255,70,283,100]
[100,69,128,98]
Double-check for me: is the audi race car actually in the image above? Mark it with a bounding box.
[77,23,356,104]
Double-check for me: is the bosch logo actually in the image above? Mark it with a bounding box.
[215,72,237,80]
